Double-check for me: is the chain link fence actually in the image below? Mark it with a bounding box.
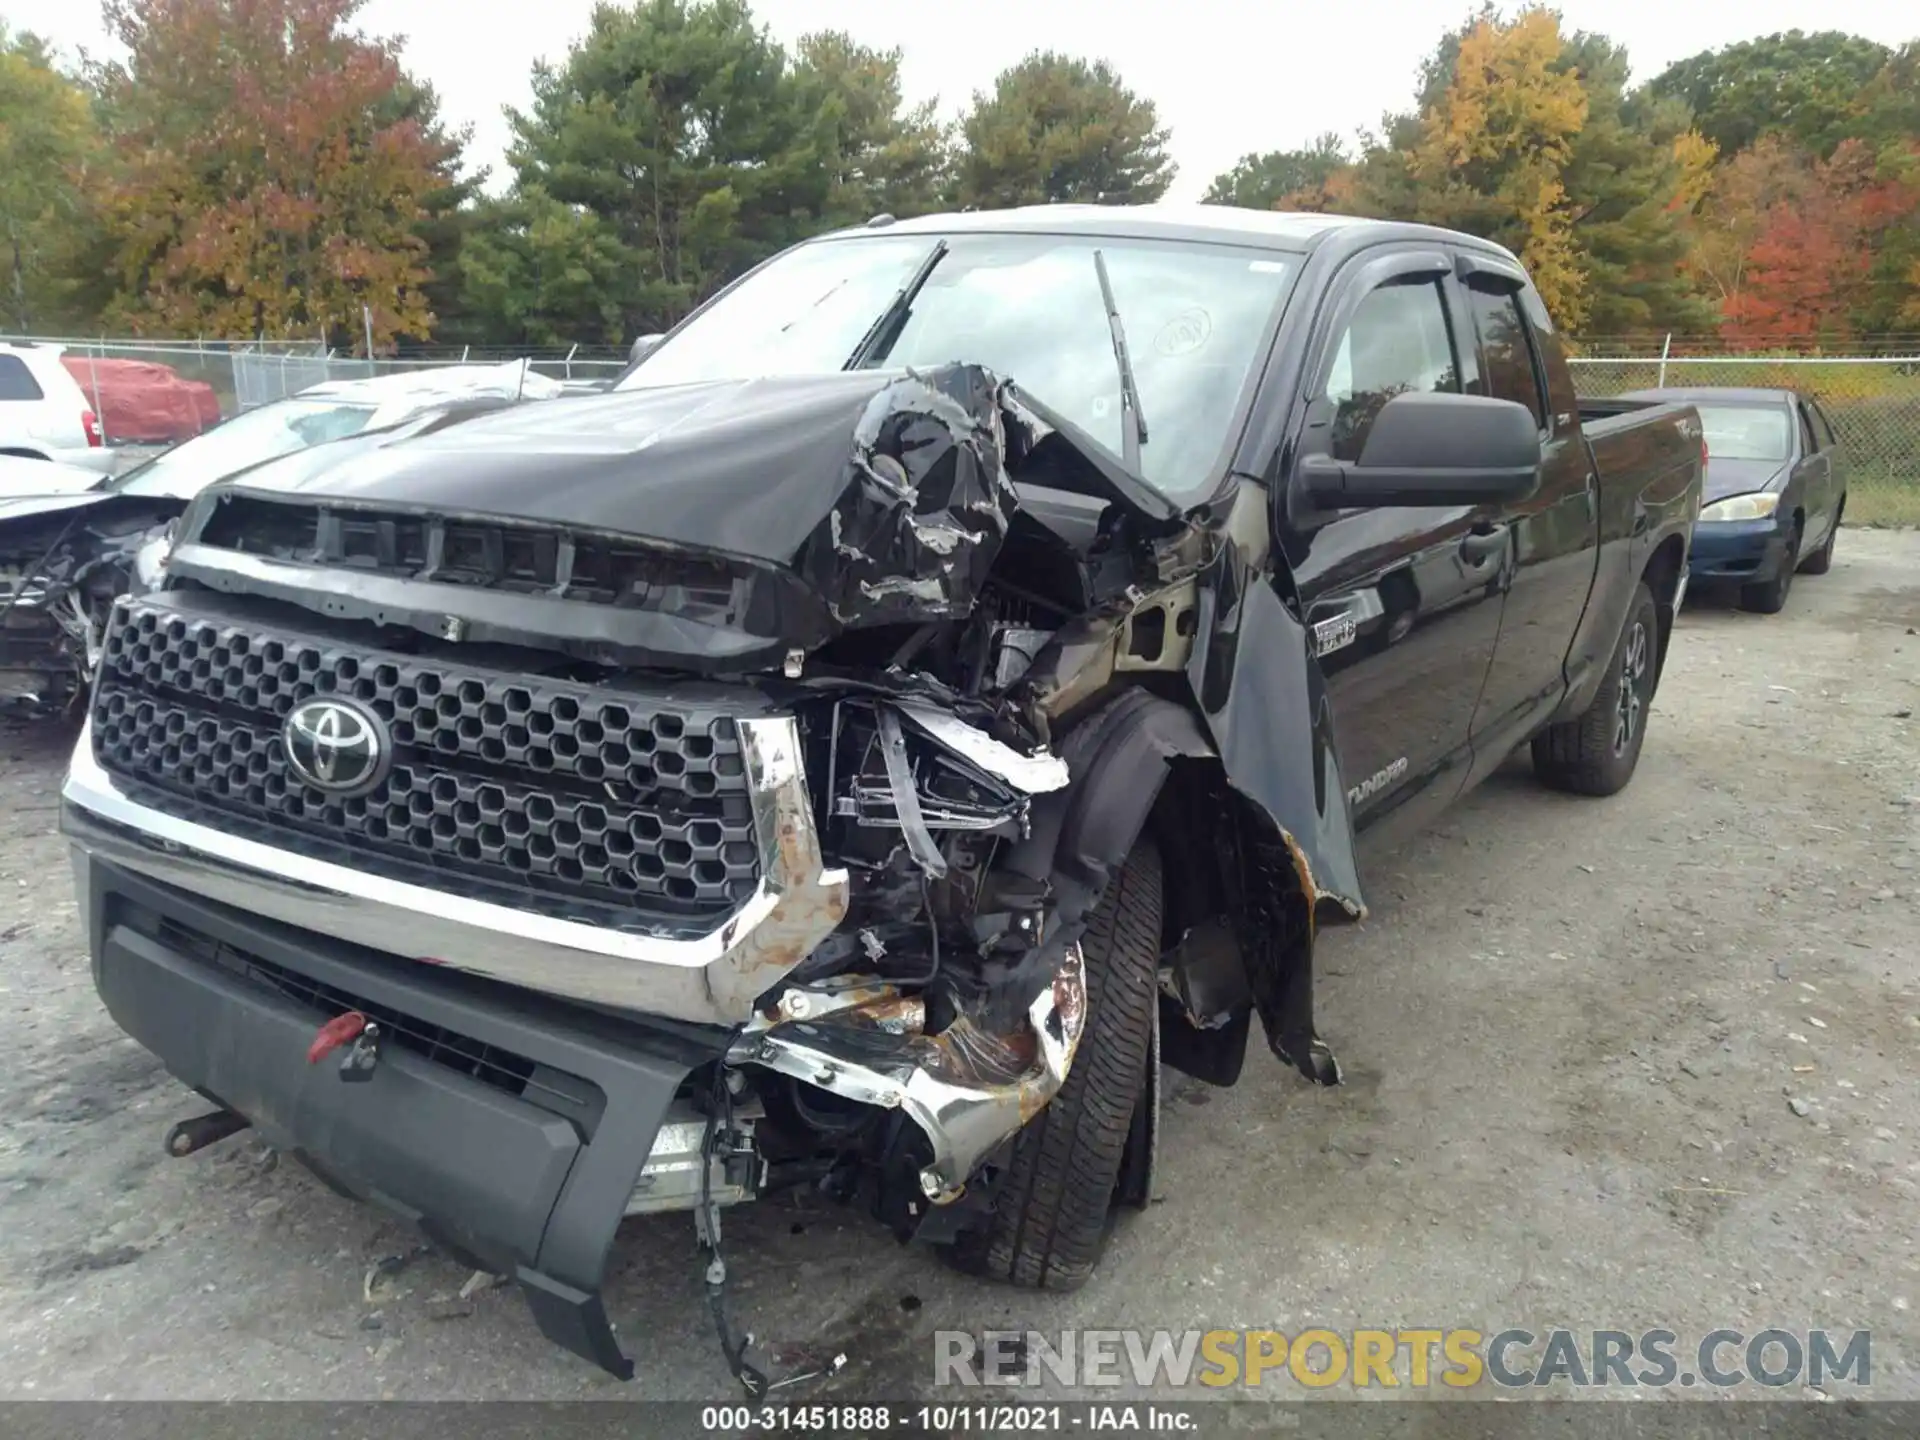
[11,334,1919,525]
[1569,355,1920,526]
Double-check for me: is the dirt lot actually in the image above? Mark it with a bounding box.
[1,530,1916,1403]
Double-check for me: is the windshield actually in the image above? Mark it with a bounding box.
[108,398,380,499]
[615,231,1298,500]
[1697,405,1791,463]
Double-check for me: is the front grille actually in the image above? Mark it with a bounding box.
[90,597,762,928]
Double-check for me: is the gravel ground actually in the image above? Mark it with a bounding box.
[1,529,1916,1403]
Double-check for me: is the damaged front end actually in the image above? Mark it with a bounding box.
[68,360,1365,1382]
[0,495,173,712]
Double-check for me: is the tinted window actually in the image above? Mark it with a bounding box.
[618,232,1297,503]
[1796,404,1818,454]
[1465,282,1544,427]
[1696,405,1791,462]
[1516,281,1576,419]
[1321,278,1459,462]
[0,356,45,402]
[1810,403,1839,449]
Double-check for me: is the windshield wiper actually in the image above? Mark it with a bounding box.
[844,239,948,370]
[1092,248,1149,473]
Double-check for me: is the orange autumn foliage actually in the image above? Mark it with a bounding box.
[96,0,458,349]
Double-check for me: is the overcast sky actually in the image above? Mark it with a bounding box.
[7,0,1915,200]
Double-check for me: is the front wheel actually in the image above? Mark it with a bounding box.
[945,839,1162,1291]
[1740,520,1800,613]
[1532,582,1659,797]
[1798,501,1842,575]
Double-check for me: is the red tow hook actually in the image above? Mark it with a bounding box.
[308,1010,384,1082]
[307,1011,368,1065]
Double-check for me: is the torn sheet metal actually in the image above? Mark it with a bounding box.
[1179,530,1366,1087]
[800,364,1018,628]
[1187,527,1366,919]
[892,699,1069,794]
[734,944,1086,1202]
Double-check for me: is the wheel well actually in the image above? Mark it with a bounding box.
[0,448,49,461]
[1143,757,1315,1088]
[1642,534,1686,683]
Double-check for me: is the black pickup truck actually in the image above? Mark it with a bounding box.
[61,205,1701,1387]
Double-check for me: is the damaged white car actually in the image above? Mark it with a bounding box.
[0,361,564,711]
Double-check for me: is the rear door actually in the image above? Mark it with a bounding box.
[1793,397,1838,546]
[1277,247,1508,848]
[1808,400,1847,531]
[1455,256,1598,758]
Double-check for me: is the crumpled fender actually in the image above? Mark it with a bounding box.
[1183,530,1365,1085]
[996,661,1359,1088]
[1188,551,1366,918]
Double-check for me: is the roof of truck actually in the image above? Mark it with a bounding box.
[818,203,1520,260]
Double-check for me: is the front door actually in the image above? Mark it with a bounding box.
[1277,250,1509,852]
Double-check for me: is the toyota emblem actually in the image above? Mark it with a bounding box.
[283,696,391,796]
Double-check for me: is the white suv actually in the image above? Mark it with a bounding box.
[0,342,108,471]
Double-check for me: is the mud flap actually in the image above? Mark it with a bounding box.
[521,1271,636,1380]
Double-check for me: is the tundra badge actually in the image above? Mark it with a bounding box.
[1347,756,1409,807]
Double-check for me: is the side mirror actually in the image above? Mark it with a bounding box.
[628,334,665,365]
[1298,392,1542,508]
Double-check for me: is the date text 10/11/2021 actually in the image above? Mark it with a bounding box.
[700,1405,1214,1433]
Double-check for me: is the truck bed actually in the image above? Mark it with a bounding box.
[1577,395,1703,498]
[1578,395,1680,435]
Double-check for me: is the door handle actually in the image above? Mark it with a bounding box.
[1458,524,1508,566]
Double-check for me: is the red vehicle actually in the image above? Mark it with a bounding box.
[59,356,221,445]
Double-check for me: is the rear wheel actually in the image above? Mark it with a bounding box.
[1532,582,1659,798]
[946,839,1162,1290]
[1798,500,1842,575]
[1741,519,1800,613]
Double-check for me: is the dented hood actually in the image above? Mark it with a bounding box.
[193,365,1172,663]
[224,369,988,564]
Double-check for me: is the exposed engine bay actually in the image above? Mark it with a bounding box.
[0,497,173,711]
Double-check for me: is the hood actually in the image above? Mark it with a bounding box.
[218,369,1178,555]
[0,456,110,500]
[0,491,115,527]
[1704,457,1787,504]
[170,363,1187,672]
[222,370,973,561]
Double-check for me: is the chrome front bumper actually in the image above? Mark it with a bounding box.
[61,715,851,1026]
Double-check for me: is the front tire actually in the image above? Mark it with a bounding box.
[1532,582,1659,798]
[1741,519,1800,613]
[1798,501,1841,575]
[946,839,1162,1290]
